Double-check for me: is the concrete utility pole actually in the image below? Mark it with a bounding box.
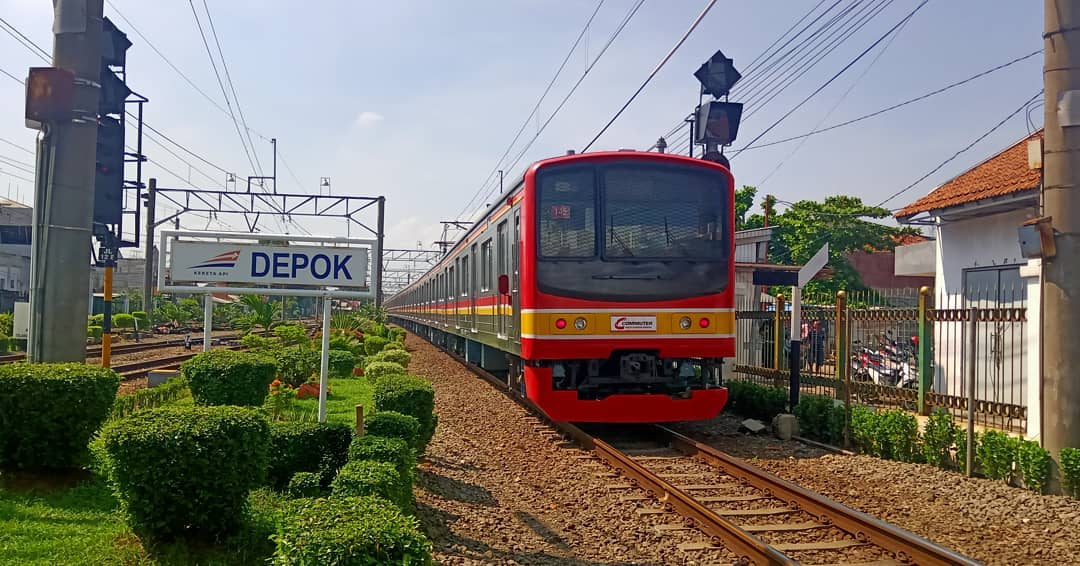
[1043,1,1080,456]
[28,0,104,362]
[142,178,156,313]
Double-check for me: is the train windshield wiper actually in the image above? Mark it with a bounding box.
[592,274,665,280]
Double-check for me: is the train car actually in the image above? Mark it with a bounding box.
[386,149,734,422]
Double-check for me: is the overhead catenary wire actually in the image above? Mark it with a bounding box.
[457,0,647,221]
[731,0,930,158]
[736,49,1043,152]
[0,16,50,62]
[581,0,719,153]
[200,0,263,176]
[877,89,1044,208]
[454,0,608,221]
[188,0,260,179]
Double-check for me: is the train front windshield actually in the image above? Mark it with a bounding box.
[536,161,731,302]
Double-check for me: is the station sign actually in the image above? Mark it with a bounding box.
[170,241,368,288]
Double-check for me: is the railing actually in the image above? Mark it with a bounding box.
[732,286,1028,433]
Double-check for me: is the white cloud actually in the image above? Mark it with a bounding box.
[354,111,384,128]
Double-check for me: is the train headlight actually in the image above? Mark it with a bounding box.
[679,316,692,330]
[574,317,587,330]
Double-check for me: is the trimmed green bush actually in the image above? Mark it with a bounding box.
[383,341,405,351]
[0,363,119,470]
[1061,447,1080,498]
[368,348,411,368]
[329,349,357,378]
[268,421,353,489]
[724,380,788,422]
[131,310,150,327]
[850,407,919,462]
[793,395,843,445]
[274,324,311,348]
[97,406,270,540]
[87,325,104,340]
[388,327,406,343]
[275,345,320,388]
[348,435,415,484]
[374,374,437,452]
[921,410,958,469]
[332,460,412,512]
[366,411,422,453]
[329,332,364,357]
[241,333,277,351]
[286,472,322,499]
[978,430,1018,481]
[364,335,389,355]
[182,349,277,406]
[270,496,431,565]
[88,313,105,326]
[1016,439,1051,493]
[365,361,406,382]
[112,313,135,329]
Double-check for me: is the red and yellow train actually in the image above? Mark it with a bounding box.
[387,150,734,422]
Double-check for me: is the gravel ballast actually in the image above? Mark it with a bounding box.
[404,332,1080,565]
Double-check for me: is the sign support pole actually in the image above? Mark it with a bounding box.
[789,285,802,410]
[203,294,212,351]
[318,295,332,422]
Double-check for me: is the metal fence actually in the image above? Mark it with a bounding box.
[731,286,1028,432]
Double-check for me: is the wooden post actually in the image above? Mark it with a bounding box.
[355,404,364,437]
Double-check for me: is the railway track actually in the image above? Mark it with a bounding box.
[0,333,243,364]
[446,349,978,566]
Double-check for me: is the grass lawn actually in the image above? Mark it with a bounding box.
[292,377,375,427]
[0,377,371,565]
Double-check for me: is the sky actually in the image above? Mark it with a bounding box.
[0,1,1044,263]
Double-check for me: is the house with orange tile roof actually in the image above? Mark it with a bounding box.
[896,129,1042,438]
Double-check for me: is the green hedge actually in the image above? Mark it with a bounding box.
[275,346,319,388]
[131,311,150,327]
[97,406,270,541]
[274,324,311,348]
[329,332,364,357]
[850,406,919,462]
[348,435,415,485]
[724,380,788,422]
[329,350,357,378]
[286,472,322,499]
[365,361,406,382]
[366,411,422,453]
[268,421,353,490]
[182,349,277,406]
[388,328,406,343]
[0,363,119,470]
[270,496,431,565]
[112,313,135,329]
[332,460,412,513]
[87,325,104,340]
[383,341,405,352]
[793,395,844,446]
[1062,447,1080,498]
[367,349,410,368]
[374,374,437,452]
[364,335,389,356]
[110,376,190,420]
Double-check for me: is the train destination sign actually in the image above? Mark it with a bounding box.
[170,241,369,288]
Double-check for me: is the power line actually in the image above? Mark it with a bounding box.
[732,0,929,157]
[757,7,910,186]
[0,154,35,174]
[277,149,306,192]
[0,168,33,184]
[0,65,24,84]
[581,0,718,153]
[457,0,647,220]
[201,0,263,176]
[104,0,229,116]
[455,0,608,220]
[0,16,50,62]
[737,49,1043,152]
[879,89,1044,209]
[188,0,259,177]
[0,136,33,155]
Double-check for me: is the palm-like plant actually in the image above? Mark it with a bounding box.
[240,294,283,336]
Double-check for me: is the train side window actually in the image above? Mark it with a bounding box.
[497,221,507,277]
[480,239,492,292]
[513,212,520,291]
[460,255,469,297]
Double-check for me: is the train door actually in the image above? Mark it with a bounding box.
[496,220,508,338]
[449,262,457,328]
[511,211,520,342]
[469,244,478,331]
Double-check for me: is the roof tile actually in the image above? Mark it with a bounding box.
[896,130,1042,218]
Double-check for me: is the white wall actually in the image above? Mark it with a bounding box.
[933,207,1041,438]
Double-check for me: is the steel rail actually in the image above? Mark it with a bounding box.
[655,425,980,566]
[436,342,979,566]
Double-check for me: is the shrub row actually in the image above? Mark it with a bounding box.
[1063,447,1080,498]
[374,374,437,453]
[0,363,119,470]
[367,348,410,368]
[182,350,277,406]
[110,376,191,420]
[267,421,352,489]
[329,349,357,378]
[365,361,406,383]
[367,411,423,453]
[724,380,788,422]
[332,460,412,512]
[363,335,389,356]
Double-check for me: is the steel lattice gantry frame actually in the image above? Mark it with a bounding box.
[147,182,386,304]
[381,248,441,296]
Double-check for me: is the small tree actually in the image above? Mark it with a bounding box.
[240,295,282,336]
